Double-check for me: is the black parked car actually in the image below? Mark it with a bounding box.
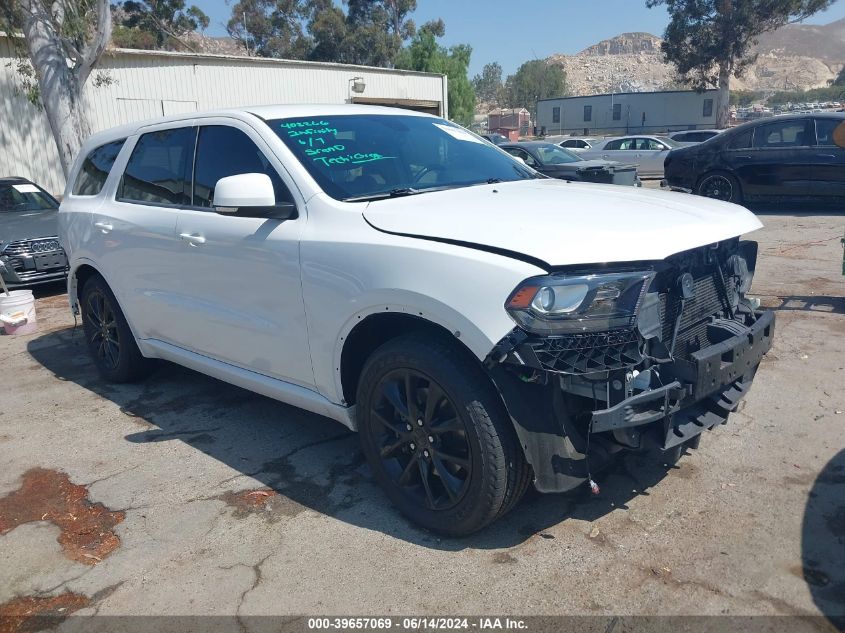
[663,113,845,205]
[0,177,68,288]
[501,141,641,186]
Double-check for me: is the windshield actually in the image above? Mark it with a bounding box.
[270,115,536,201]
[0,182,58,213]
[533,144,582,165]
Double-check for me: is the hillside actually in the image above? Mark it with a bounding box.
[547,20,845,96]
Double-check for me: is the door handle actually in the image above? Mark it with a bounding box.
[179,233,206,246]
[816,154,836,159]
[735,156,753,161]
[94,221,113,233]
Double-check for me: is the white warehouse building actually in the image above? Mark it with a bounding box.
[0,37,448,193]
[536,89,719,137]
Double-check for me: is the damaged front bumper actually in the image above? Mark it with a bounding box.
[487,309,775,494]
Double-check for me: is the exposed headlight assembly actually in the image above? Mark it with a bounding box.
[505,271,654,336]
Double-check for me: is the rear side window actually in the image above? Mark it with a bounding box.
[815,118,845,147]
[118,127,195,206]
[72,140,125,196]
[192,126,293,208]
[752,120,809,149]
[728,129,752,150]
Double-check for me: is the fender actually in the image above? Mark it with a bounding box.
[328,291,508,407]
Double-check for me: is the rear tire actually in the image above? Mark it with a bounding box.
[356,333,527,535]
[697,171,743,204]
[80,274,153,383]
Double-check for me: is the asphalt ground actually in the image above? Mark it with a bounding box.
[1,197,843,631]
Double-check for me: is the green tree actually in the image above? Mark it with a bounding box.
[1,0,111,176]
[646,0,835,128]
[502,60,566,120]
[834,65,845,86]
[396,21,475,126]
[471,62,503,106]
[227,0,313,58]
[309,0,417,66]
[114,0,209,51]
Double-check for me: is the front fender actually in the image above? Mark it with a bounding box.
[330,291,505,405]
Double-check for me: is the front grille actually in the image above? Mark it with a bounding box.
[529,329,642,374]
[658,271,733,359]
[2,238,62,256]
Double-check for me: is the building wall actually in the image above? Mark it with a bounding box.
[536,90,719,136]
[0,40,447,193]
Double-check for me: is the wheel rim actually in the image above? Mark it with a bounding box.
[371,369,472,511]
[85,290,120,370]
[700,175,733,201]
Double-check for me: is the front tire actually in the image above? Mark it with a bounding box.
[80,275,153,383]
[698,171,743,204]
[356,334,527,535]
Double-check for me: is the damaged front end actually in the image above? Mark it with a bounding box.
[486,239,775,493]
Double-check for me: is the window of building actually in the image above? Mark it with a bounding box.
[193,126,292,208]
[118,128,195,206]
[612,103,622,121]
[72,140,125,196]
[584,105,592,122]
[552,107,560,124]
[703,99,714,118]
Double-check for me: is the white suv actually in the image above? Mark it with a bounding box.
[60,105,775,535]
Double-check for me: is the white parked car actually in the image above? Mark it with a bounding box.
[557,137,600,151]
[578,135,681,177]
[59,105,774,535]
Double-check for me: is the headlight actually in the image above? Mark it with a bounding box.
[505,271,654,336]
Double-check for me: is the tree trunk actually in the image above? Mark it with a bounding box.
[716,63,731,130]
[20,0,111,179]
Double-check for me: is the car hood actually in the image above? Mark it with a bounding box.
[0,208,59,248]
[362,179,762,268]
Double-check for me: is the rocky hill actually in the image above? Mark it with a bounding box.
[548,21,845,96]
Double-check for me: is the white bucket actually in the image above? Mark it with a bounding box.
[0,290,38,335]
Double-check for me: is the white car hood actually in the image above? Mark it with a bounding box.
[362,179,762,268]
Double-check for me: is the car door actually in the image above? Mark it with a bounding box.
[591,138,630,162]
[173,120,314,387]
[93,123,195,343]
[726,119,813,200]
[634,138,669,177]
[809,117,845,200]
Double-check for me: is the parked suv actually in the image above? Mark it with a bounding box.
[60,106,774,535]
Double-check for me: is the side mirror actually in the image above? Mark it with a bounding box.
[213,173,297,220]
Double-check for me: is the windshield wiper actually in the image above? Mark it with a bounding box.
[343,188,421,203]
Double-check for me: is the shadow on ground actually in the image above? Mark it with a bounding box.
[27,327,679,550]
[766,296,845,315]
[802,449,845,631]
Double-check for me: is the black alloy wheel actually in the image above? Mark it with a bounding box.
[80,274,153,383]
[85,288,121,371]
[372,368,472,511]
[698,172,742,204]
[356,334,531,535]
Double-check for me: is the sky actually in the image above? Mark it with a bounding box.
[194,0,845,77]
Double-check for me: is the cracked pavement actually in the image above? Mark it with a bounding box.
[0,207,843,625]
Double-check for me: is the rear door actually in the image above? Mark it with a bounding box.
[92,123,195,342]
[810,117,845,200]
[727,119,814,200]
[634,138,670,177]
